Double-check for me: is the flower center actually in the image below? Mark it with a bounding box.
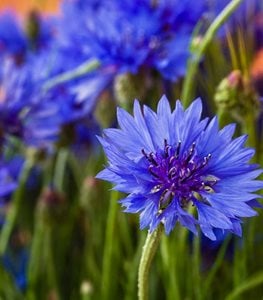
[142,140,217,213]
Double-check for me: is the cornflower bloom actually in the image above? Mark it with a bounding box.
[0,11,27,63]
[60,0,207,81]
[97,96,262,240]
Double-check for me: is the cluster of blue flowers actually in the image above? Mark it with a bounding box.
[0,0,261,246]
[0,0,211,200]
[60,0,206,80]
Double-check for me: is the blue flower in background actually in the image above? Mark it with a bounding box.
[0,152,43,228]
[0,162,19,200]
[0,57,61,147]
[0,47,107,149]
[0,155,23,225]
[0,57,62,147]
[60,0,207,81]
[97,96,263,240]
[0,10,56,66]
[0,60,33,141]
[1,248,29,291]
[0,11,27,61]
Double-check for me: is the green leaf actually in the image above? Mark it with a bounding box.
[226,272,263,300]
[0,264,24,300]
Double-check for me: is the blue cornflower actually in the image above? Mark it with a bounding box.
[0,161,19,200]
[60,0,206,81]
[97,96,263,240]
[0,49,108,149]
[0,56,63,147]
[1,248,29,291]
[0,156,23,225]
[0,11,27,61]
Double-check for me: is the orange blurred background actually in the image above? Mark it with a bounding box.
[0,0,60,14]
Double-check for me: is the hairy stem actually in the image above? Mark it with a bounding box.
[138,226,163,300]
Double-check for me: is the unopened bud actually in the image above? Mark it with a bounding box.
[114,72,146,111]
[95,91,116,128]
[37,186,66,223]
[214,70,260,124]
[40,187,65,207]
[84,176,98,189]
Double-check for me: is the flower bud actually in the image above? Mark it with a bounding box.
[214,70,260,124]
[114,73,145,111]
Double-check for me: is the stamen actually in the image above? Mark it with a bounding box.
[149,153,158,166]
[143,141,218,215]
[158,189,173,212]
[142,148,159,166]
[168,166,176,179]
[151,184,162,193]
[169,156,176,166]
[186,142,196,162]
[164,139,172,158]
[175,141,181,158]
[204,186,214,193]
[164,144,171,157]
[149,165,159,178]
[210,179,217,185]
[141,149,148,157]
[204,153,211,163]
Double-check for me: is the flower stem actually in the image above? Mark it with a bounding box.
[53,148,69,192]
[181,0,243,107]
[138,226,163,300]
[125,231,146,300]
[42,59,100,92]
[0,158,34,255]
[101,190,119,300]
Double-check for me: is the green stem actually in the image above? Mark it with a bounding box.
[101,190,119,300]
[53,148,69,192]
[27,209,46,294]
[125,231,146,300]
[192,233,202,300]
[181,0,243,107]
[203,236,231,297]
[242,112,257,149]
[27,209,60,299]
[0,158,34,255]
[42,59,100,92]
[138,226,163,300]
[160,235,180,300]
[226,271,263,300]
[233,237,246,288]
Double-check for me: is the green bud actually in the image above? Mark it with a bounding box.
[114,72,145,112]
[95,92,116,128]
[214,70,260,125]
